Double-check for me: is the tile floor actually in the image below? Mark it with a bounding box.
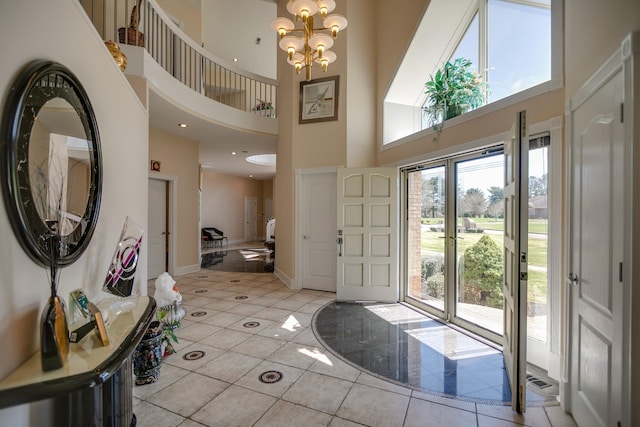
[134,249,578,427]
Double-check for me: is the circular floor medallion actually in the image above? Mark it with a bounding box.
[243,321,260,328]
[183,350,206,361]
[191,311,207,317]
[195,289,208,294]
[230,279,241,283]
[198,275,208,279]
[235,296,248,300]
[259,370,283,384]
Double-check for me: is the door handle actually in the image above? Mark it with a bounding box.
[303,235,310,239]
[567,273,579,285]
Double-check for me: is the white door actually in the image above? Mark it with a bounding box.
[265,197,273,222]
[300,172,337,291]
[568,66,624,427]
[148,179,167,279]
[244,196,257,242]
[503,111,528,413]
[337,168,399,302]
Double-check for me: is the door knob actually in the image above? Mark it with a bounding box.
[568,273,579,285]
[303,235,310,239]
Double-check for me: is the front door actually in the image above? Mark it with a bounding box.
[148,178,167,279]
[568,63,624,427]
[336,168,399,302]
[503,111,528,413]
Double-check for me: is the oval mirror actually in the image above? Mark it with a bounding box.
[1,60,102,267]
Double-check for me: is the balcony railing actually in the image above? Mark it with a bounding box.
[81,0,277,118]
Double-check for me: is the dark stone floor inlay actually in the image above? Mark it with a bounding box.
[183,350,206,361]
[235,296,248,300]
[243,321,261,328]
[198,275,208,279]
[195,289,208,294]
[191,311,207,317]
[259,370,283,384]
[313,302,558,406]
[230,279,241,283]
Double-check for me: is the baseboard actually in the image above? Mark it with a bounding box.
[274,266,299,289]
[174,263,200,276]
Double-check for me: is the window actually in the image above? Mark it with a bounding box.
[384,0,559,145]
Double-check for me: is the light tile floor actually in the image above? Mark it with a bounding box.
[135,251,577,427]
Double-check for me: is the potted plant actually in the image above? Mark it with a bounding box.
[422,57,487,136]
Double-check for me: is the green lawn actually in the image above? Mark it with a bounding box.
[420,218,549,303]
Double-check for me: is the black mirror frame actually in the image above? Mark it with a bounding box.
[0,60,102,268]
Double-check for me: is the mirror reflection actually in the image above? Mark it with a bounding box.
[28,98,91,238]
[1,60,102,267]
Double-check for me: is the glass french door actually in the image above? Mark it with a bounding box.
[405,148,506,342]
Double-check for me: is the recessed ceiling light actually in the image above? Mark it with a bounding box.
[233,58,239,62]
[178,123,188,128]
[231,152,237,155]
[249,175,253,178]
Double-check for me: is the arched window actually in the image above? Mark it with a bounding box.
[384,0,560,145]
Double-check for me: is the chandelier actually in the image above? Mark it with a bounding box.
[270,0,348,81]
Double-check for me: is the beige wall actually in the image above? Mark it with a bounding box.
[149,128,200,270]
[0,0,148,399]
[201,171,269,242]
[274,0,380,283]
[565,0,640,97]
[156,0,202,45]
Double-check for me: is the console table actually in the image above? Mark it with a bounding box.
[0,296,156,426]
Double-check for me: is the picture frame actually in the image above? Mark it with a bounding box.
[299,75,339,124]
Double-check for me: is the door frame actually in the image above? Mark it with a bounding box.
[563,31,638,425]
[295,167,337,290]
[149,173,177,276]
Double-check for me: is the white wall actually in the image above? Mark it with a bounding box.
[202,0,277,79]
[0,0,148,423]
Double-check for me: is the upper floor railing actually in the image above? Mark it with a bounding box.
[81,0,277,118]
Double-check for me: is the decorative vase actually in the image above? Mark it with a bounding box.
[40,295,69,371]
[132,320,163,385]
[104,40,127,72]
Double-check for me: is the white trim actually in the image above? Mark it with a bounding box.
[148,173,178,277]
[622,31,639,427]
[383,80,560,150]
[175,264,200,275]
[274,265,295,289]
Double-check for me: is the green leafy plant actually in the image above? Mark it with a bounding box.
[423,58,487,137]
[462,235,503,308]
[157,310,179,356]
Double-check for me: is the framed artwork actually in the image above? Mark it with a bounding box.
[299,75,339,124]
